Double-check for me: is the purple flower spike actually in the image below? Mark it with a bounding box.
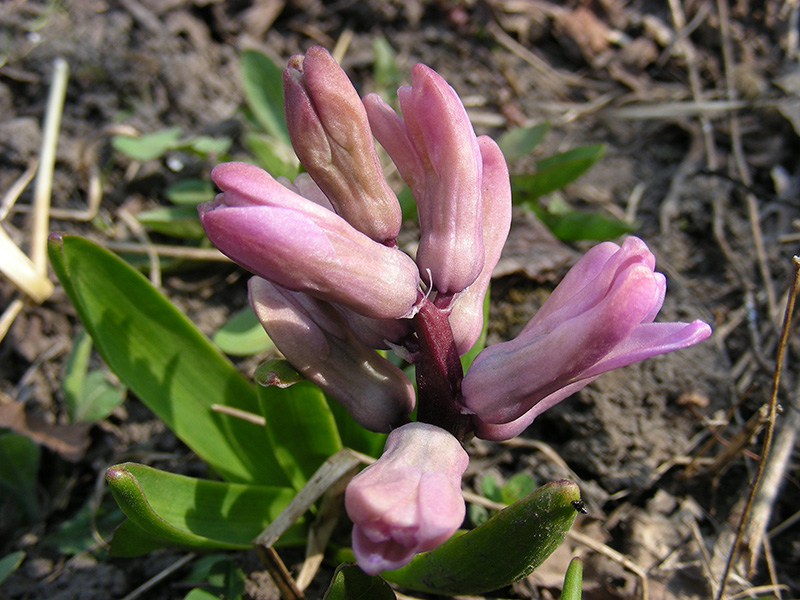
[364,65,484,295]
[462,237,712,432]
[284,46,402,245]
[249,278,415,432]
[199,162,421,320]
[345,422,468,574]
[448,135,513,355]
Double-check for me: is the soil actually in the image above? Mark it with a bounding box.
[1,0,799,599]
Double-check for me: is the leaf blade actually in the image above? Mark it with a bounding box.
[106,463,303,555]
[383,480,581,595]
[48,234,289,485]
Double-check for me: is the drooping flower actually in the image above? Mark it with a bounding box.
[461,236,712,440]
[249,277,415,432]
[345,422,468,575]
[198,162,421,320]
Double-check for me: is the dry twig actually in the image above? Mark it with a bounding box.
[715,256,800,599]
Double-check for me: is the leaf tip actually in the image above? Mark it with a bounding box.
[106,464,130,484]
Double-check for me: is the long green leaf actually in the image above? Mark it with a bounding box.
[527,204,635,242]
[561,557,583,600]
[48,234,289,485]
[0,551,25,586]
[383,480,581,595]
[62,329,92,421]
[106,463,303,556]
[257,381,342,491]
[240,50,289,142]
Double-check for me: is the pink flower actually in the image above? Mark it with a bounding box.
[198,162,421,320]
[448,135,513,355]
[345,422,468,574]
[364,65,484,296]
[249,278,415,432]
[462,237,712,440]
[283,46,402,245]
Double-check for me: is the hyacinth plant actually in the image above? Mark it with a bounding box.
[47,45,711,598]
[200,46,711,573]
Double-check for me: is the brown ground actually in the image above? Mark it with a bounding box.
[1,1,799,599]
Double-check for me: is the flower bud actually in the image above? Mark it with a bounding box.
[462,237,712,431]
[284,46,402,245]
[249,278,415,432]
[345,423,468,574]
[199,162,421,320]
[448,136,512,355]
[365,65,484,295]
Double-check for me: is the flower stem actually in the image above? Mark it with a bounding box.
[412,298,473,441]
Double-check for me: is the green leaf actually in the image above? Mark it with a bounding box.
[183,555,244,600]
[48,234,289,486]
[112,127,183,161]
[106,463,303,556]
[136,205,207,239]
[240,50,290,142]
[62,329,127,423]
[212,306,274,357]
[254,359,303,388]
[502,472,537,504]
[244,132,299,180]
[511,144,605,200]
[323,564,397,600]
[0,433,40,522]
[165,179,216,205]
[257,381,342,491]
[527,203,635,242]
[396,186,417,222]
[62,328,92,421]
[498,123,550,160]
[327,398,387,459]
[77,371,127,422]
[460,286,490,371]
[468,503,489,527]
[183,589,222,600]
[45,498,125,555]
[383,480,581,595]
[186,135,232,156]
[561,557,583,600]
[0,551,25,586]
[372,38,401,93]
[480,474,502,503]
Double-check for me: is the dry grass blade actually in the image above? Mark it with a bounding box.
[252,448,370,598]
[103,241,229,261]
[30,57,69,274]
[295,471,351,591]
[715,255,800,600]
[0,225,54,303]
[0,158,37,221]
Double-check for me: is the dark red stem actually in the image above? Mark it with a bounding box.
[412,298,473,441]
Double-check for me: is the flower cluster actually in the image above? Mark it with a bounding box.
[199,46,711,574]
